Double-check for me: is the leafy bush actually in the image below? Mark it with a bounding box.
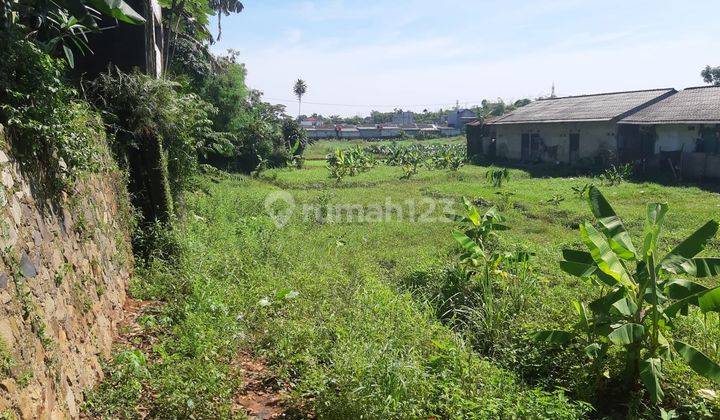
[0,30,108,187]
[446,198,537,354]
[83,350,149,418]
[180,55,306,174]
[326,146,376,181]
[367,142,465,171]
[599,163,633,186]
[486,166,510,188]
[84,68,215,200]
[534,186,720,413]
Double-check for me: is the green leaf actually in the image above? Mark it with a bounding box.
[611,297,638,317]
[642,203,668,258]
[584,343,603,360]
[660,408,678,420]
[580,222,634,289]
[562,249,594,264]
[587,186,637,260]
[640,358,664,403]
[699,288,720,314]
[452,231,479,253]
[666,278,709,300]
[590,287,626,314]
[88,0,146,24]
[608,323,645,345]
[467,207,481,226]
[661,220,719,273]
[665,286,719,318]
[62,45,75,68]
[679,258,720,278]
[560,250,617,286]
[559,260,596,278]
[532,330,575,345]
[674,341,720,384]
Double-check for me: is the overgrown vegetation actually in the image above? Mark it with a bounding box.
[56,135,720,418]
[486,166,510,188]
[0,30,109,188]
[534,186,720,416]
[85,173,591,419]
[326,142,465,181]
[599,163,633,186]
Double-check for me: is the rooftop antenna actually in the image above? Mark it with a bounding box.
[551,82,556,98]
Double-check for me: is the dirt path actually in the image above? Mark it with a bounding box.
[116,299,295,419]
[233,353,289,419]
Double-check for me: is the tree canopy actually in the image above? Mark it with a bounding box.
[702,65,720,86]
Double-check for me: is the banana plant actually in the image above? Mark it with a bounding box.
[449,197,508,264]
[327,149,348,181]
[485,167,509,188]
[533,186,720,404]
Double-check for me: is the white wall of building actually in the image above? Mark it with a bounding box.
[654,124,700,153]
[495,121,617,162]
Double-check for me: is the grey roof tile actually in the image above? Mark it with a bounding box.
[619,86,720,124]
[489,88,675,124]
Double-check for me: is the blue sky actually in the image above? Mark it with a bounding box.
[211,0,719,116]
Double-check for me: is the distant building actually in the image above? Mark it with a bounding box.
[305,125,337,139]
[300,117,322,127]
[618,86,720,156]
[485,88,676,164]
[447,109,477,128]
[392,111,415,126]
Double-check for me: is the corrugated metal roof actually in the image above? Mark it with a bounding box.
[619,86,720,124]
[489,88,676,125]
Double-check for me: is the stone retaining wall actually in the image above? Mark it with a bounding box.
[0,126,134,418]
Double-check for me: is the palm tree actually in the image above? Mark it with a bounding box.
[293,79,307,117]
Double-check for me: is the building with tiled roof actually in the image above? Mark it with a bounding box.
[478,87,720,164]
[617,86,720,159]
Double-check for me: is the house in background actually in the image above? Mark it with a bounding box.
[618,85,720,178]
[447,109,477,128]
[300,117,323,127]
[305,125,337,139]
[485,88,676,164]
[618,86,720,155]
[392,111,415,126]
[357,125,381,139]
[338,125,360,139]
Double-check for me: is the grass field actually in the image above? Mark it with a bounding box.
[88,138,720,419]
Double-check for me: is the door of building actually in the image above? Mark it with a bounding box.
[521,133,530,161]
[569,133,580,163]
[530,134,541,160]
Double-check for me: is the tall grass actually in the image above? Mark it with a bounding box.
[85,175,589,418]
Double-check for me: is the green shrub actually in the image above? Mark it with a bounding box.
[534,186,720,414]
[84,68,214,201]
[0,338,14,380]
[0,30,108,187]
[83,350,149,419]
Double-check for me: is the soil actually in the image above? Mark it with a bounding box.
[233,352,289,419]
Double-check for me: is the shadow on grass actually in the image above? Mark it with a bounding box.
[469,160,720,194]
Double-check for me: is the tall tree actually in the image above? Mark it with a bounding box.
[701,65,720,86]
[293,78,307,117]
